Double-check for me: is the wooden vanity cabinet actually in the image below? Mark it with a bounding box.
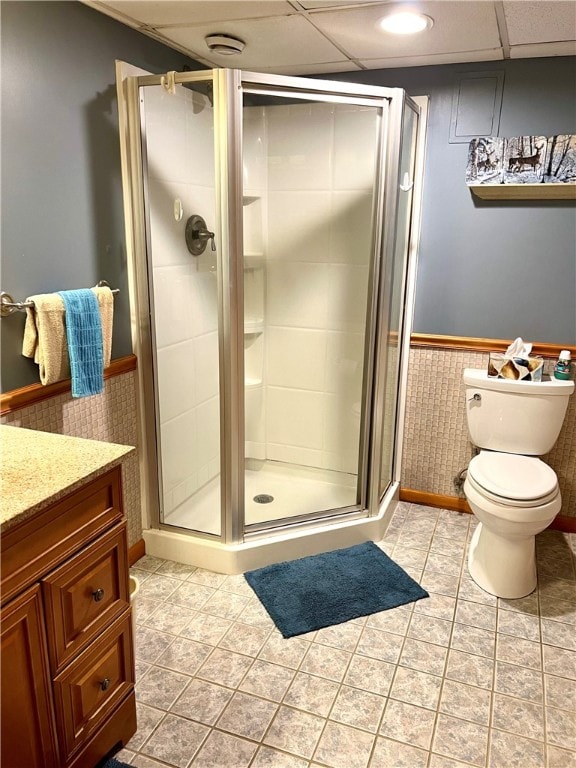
[0,466,136,768]
[1,584,60,768]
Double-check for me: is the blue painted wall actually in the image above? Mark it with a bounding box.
[1,1,198,391]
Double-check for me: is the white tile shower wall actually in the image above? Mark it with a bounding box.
[243,107,268,195]
[243,107,268,458]
[0,372,142,547]
[263,103,378,475]
[401,346,576,517]
[144,85,220,517]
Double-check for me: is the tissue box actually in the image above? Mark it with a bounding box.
[488,353,543,381]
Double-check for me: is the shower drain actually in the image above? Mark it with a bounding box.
[253,494,274,504]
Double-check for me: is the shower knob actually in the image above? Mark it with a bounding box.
[185,214,216,256]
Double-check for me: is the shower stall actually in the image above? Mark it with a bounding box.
[117,67,424,573]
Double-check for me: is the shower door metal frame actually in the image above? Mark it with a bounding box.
[213,69,244,545]
[119,67,419,547]
[393,95,428,495]
[371,94,423,509]
[384,96,428,497]
[120,67,225,543]
[237,72,400,539]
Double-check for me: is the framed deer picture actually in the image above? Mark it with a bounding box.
[466,134,576,191]
[504,136,547,184]
[467,134,576,194]
[466,137,505,185]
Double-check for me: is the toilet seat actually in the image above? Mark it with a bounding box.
[468,452,559,508]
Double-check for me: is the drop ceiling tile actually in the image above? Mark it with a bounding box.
[160,14,345,68]
[359,48,503,69]
[311,1,501,59]
[510,41,576,59]
[253,60,361,75]
[86,0,576,72]
[139,27,215,64]
[503,1,576,45]
[299,0,384,7]
[100,1,294,27]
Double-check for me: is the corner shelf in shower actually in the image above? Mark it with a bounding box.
[245,377,263,389]
[244,254,265,270]
[244,319,264,334]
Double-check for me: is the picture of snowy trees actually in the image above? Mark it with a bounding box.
[543,135,576,183]
[504,136,546,184]
[466,137,505,184]
[466,134,576,186]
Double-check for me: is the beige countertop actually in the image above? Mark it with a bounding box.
[0,425,135,532]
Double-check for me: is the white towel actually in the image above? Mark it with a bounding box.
[93,286,114,369]
[22,286,114,386]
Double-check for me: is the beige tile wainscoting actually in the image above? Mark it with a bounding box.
[402,340,576,520]
[1,335,573,563]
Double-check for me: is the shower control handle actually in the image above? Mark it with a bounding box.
[196,227,215,246]
[185,214,216,256]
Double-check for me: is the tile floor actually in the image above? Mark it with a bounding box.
[118,503,576,768]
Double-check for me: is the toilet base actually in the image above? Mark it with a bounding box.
[468,523,537,599]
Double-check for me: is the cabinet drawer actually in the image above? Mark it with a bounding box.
[53,612,134,762]
[1,467,123,606]
[42,523,129,674]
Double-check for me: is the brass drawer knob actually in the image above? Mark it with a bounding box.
[100,678,111,692]
[92,588,105,602]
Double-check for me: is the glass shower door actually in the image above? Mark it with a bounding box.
[379,101,419,498]
[240,90,384,529]
[140,76,222,537]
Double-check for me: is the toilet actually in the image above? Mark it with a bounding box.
[463,368,574,599]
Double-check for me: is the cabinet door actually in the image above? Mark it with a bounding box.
[1,584,59,768]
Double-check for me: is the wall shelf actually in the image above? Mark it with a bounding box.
[244,319,264,334]
[469,183,576,200]
[244,254,265,269]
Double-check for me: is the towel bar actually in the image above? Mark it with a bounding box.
[0,281,119,317]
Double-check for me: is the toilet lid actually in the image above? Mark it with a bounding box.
[468,452,558,502]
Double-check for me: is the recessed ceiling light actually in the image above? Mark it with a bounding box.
[379,11,433,35]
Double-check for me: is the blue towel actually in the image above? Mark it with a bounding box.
[58,289,104,397]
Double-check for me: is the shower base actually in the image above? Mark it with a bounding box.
[144,469,399,575]
[163,460,358,535]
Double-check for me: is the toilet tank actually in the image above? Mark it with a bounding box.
[463,368,574,455]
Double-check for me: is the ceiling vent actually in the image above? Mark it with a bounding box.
[205,34,246,55]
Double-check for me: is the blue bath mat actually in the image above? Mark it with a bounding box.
[244,541,429,638]
[100,758,132,768]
